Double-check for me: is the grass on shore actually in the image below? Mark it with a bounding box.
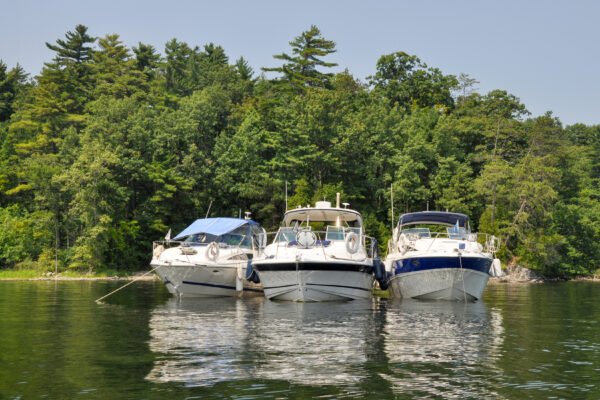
[0,268,136,280]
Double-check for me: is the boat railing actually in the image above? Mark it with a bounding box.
[261,228,379,258]
[152,233,259,260]
[393,231,501,255]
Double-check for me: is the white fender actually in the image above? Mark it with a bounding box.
[490,258,502,277]
[205,242,219,261]
[397,235,406,253]
[236,264,243,291]
[345,232,359,254]
[152,244,165,259]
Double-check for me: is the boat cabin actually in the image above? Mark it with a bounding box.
[396,211,471,241]
[275,201,363,244]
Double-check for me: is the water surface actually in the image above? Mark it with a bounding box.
[1,280,599,399]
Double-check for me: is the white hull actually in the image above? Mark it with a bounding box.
[151,262,262,298]
[255,262,373,301]
[388,267,490,301]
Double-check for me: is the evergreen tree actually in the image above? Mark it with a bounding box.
[91,34,148,98]
[132,42,161,75]
[45,24,95,65]
[263,25,337,93]
[235,56,254,81]
[0,62,28,122]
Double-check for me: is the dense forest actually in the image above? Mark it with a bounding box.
[1,25,599,277]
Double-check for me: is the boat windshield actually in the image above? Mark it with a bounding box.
[325,226,361,241]
[401,228,431,239]
[184,233,218,244]
[184,225,254,248]
[275,225,361,243]
[276,227,298,243]
[446,226,469,240]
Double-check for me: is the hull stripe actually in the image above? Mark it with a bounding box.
[182,281,236,290]
[255,262,373,274]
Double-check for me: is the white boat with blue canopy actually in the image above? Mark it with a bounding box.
[151,217,266,297]
[383,211,502,301]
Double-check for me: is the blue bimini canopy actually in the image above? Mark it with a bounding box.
[174,217,259,240]
[398,211,469,228]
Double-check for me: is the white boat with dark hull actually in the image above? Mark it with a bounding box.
[150,217,265,297]
[251,197,379,301]
[384,211,501,301]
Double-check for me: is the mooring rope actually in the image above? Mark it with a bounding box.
[95,265,161,304]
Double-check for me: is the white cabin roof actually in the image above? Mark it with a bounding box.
[282,206,363,227]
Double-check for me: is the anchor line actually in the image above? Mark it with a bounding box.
[95,265,161,303]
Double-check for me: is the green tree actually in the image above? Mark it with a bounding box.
[41,24,96,113]
[263,25,337,93]
[0,62,28,122]
[235,56,254,81]
[91,34,148,98]
[132,42,162,78]
[369,51,458,112]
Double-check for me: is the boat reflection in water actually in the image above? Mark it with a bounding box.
[381,299,505,397]
[146,297,258,385]
[146,297,505,396]
[146,297,381,387]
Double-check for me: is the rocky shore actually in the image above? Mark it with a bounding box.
[489,265,546,284]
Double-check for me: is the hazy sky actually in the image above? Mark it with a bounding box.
[2,0,598,125]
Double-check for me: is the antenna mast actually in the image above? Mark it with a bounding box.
[390,183,394,232]
[285,180,288,212]
[205,200,213,219]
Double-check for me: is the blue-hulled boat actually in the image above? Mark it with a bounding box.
[384,211,501,301]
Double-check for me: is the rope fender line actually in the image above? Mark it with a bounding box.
[95,265,161,304]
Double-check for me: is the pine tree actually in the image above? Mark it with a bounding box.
[235,57,254,81]
[263,25,337,93]
[132,42,161,77]
[0,61,28,122]
[45,24,95,65]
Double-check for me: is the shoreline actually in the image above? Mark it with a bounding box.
[1,265,598,283]
[0,273,160,282]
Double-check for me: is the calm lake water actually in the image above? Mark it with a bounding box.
[1,280,599,399]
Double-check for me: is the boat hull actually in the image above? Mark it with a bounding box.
[387,256,491,301]
[151,263,263,298]
[254,262,374,301]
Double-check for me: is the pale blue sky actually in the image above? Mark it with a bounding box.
[2,0,598,125]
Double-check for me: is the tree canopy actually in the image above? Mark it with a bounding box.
[0,24,599,278]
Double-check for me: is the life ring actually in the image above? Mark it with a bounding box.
[296,230,317,248]
[345,232,359,254]
[206,242,219,261]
